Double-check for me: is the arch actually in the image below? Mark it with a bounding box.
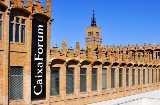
[112,62,119,66]
[138,63,143,67]
[49,58,66,66]
[80,59,92,66]
[33,13,50,22]
[0,3,8,12]
[10,7,31,16]
[127,62,133,67]
[92,60,102,66]
[143,63,148,67]
[133,63,138,67]
[120,63,126,67]
[66,58,79,66]
[103,62,111,66]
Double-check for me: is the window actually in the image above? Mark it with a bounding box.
[0,14,2,40]
[102,68,107,89]
[147,51,151,59]
[9,66,23,100]
[15,17,20,42]
[156,52,160,59]
[9,16,14,41]
[80,68,87,92]
[119,68,123,87]
[15,24,19,42]
[152,69,154,83]
[92,68,97,91]
[50,67,60,96]
[138,69,140,85]
[126,68,129,86]
[88,32,93,36]
[9,16,26,43]
[66,68,74,94]
[21,19,25,43]
[111,68,115,88]
[132,69,135,86]
[143,69,145,84]
[148,69,150,84]
[96,32,99,36]
[138,53,141,59]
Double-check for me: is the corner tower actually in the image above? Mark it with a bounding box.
[86,10,102,50]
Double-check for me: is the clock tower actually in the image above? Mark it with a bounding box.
[86,10,102,50]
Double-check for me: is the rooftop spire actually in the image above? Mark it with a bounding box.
[91,10,97,27]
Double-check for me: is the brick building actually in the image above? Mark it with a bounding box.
[0,0,160,105]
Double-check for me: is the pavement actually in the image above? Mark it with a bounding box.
[88,89,160,105]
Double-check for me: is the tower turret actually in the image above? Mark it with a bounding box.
[86,10,102,50]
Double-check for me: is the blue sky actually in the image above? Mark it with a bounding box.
[42,0,160,49]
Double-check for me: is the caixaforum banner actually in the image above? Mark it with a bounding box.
[31,19,47,100]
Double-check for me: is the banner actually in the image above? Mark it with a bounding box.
[31,19,47,100]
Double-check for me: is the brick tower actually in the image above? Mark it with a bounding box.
[86,10,102,50]
[0,0,52,104]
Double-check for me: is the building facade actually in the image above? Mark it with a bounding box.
[0,0,52,104]
[0,0,160,105]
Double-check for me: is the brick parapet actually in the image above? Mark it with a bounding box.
[50,42,160,67]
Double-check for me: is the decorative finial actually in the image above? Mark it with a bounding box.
[91,10,97,27]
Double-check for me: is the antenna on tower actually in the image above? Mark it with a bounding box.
[91,10,97,27]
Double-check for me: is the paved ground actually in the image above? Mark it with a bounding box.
[88,90,160,105]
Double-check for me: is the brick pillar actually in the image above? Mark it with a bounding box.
[98,64,102,95]
[158,68,159,83]
[24,14,32,105]
[61,63,66,100]
[76,42,80,56]
[3,9,10,105]
[150,67,152,90]
[46,19,52,104]
[123,66,126,88]
[129,66,132,90]
[116,66,119,89]
[87,64,92,96]
[135,67,138,89]
[158,67,160,86]
[107,65,111,91]
[154,67,156,89]
[75,63,80,98]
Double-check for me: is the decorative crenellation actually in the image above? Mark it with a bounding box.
[50,41,160,66]
[2,0,52,17]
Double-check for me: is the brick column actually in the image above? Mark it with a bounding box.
[154,67,156,88]
[107,65,111,91]
[140,67,143,90]
[24,14,32,105]
[129,66,133,92]
[98,64,102,95]
[150,67,152,89]
[61,63,66,100]
[3,9,10,105]
[135,67,138,88]
[123,66,126,88]
[46,19,52,104]
[75,63,80,98]
[115,66,119,90]
[87,64,92,95]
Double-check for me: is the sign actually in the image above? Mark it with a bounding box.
[31,19,47,100]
